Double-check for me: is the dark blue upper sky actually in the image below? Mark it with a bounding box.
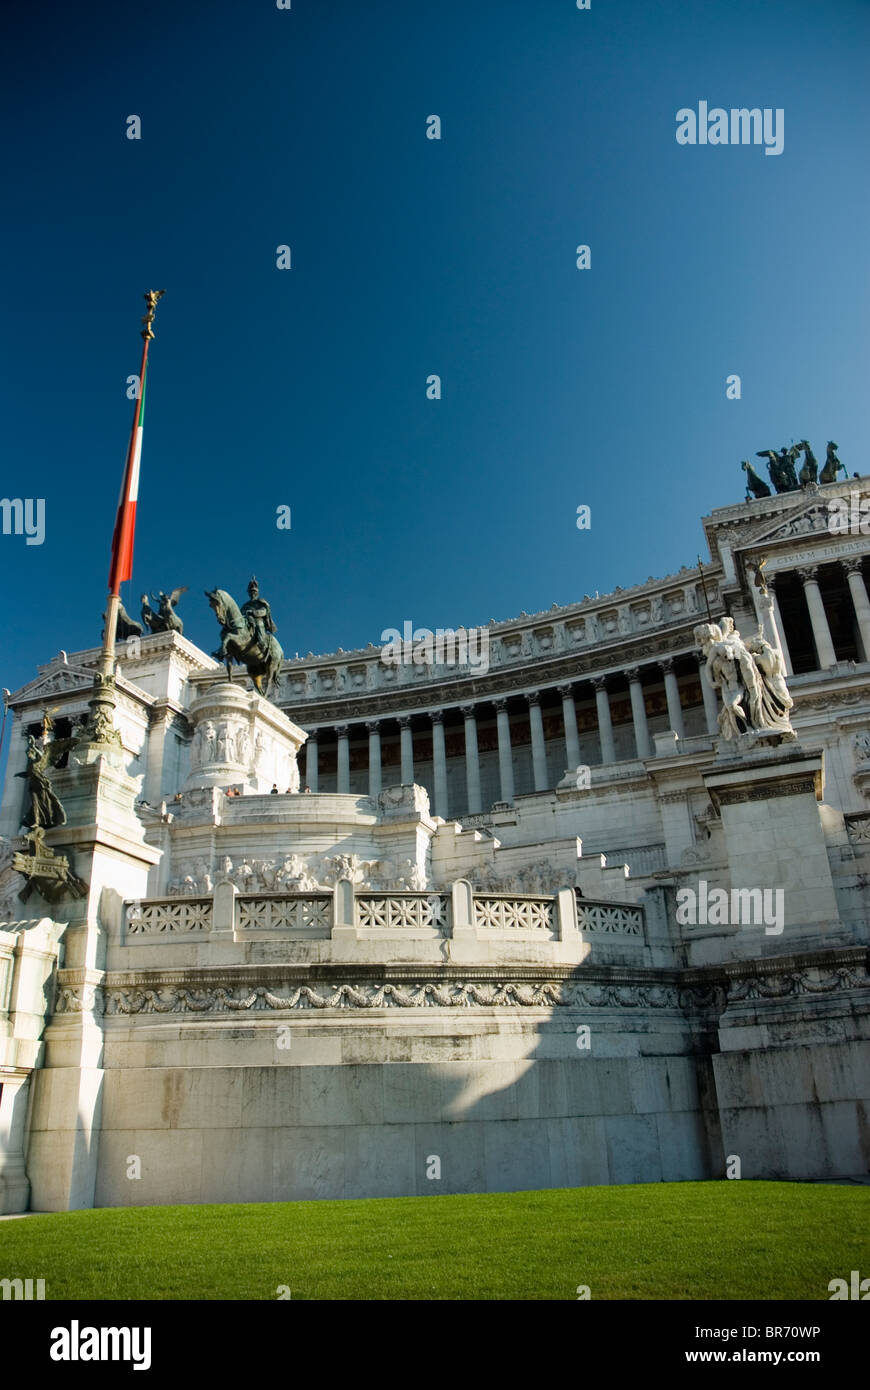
[1,0,868,698]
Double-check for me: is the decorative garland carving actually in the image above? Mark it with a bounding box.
[52,954,869,1018]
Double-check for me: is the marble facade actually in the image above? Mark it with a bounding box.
[1,479,869,1211]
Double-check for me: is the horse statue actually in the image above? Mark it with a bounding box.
[205,587,284,698]
[741,460,771,499]
[795,440,818,487]
[756,446,800,494]
[819,440,845,484]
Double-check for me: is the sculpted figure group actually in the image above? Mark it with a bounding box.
[695,617,793,740]
[742,441,844,500]
[108,579,284,702]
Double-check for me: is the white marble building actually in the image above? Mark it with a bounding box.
[1,477,869,1211]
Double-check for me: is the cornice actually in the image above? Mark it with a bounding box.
[279,628,715,727]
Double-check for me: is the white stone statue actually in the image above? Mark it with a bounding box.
[193,858,213,893]
[694,618,793,740]
[276,854,305,888]
[285,751,300,793]
[233,857,255,890]
[236,726,251,767]
[202,721,216,762]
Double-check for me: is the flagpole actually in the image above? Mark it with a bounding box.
[101,290,164,678]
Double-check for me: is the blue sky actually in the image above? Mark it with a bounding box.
[1,0,868,701]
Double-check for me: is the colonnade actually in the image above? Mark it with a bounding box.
[302,653,720,817]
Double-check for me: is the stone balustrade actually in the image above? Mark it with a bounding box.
[575,897,644,937]
[126,898,213,934]
[122,883,646,947]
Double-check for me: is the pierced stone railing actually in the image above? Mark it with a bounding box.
[238,894,332,932]
[126,898,213,934]
[575,897,643,937]
[473,895,555,934]
[355,893,447,932]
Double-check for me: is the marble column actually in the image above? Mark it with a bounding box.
[591,676,616,765]
[626,667,651,759]
[461,704,482,815]
[559,683,581,771]
[494,698,515,804]
[798,565,837,669]
[843,559,870,662]
[431,712,448,818]
[766,575,793,676]
[335,724,350,793]
[526,692,548,791]
[304,731,319,793]
[698,656,719,735]
[660,658,685,739]
[366,720,382,799]
[398,716,414,784]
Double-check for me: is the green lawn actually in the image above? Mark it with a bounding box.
[1,1182,867,1300]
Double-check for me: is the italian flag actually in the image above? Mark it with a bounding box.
[108,358,148,591]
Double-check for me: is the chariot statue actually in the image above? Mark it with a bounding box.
[756,447,800,494]
[103,600,143,643]
[205,577,284,698]
[141,586,187,634]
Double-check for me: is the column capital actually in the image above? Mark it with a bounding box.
[493,697,509,713]
[397,715,411,729]
[430,710,444,725]
[590,675,608,693]
[334,723,350,737]
[842,557,866,578]
[624,666,641,683]
[659,657,675,675]
[305,728,319,743]
[525,690,541,707]
[557,683,574,698]
[797,565,819,584]
[365,720,380,734]
[460,703,476,719]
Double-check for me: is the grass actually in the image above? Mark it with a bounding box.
[1,1181,867,1300]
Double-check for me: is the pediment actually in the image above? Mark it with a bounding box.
[11,662,97,704]
[734,502,839,551]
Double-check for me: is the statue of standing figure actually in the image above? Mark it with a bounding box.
[16,733,75,830]
[695,618,793,739]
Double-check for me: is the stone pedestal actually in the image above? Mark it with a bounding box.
[184,682,307,794]
[702,744,840,956]
[24,737,159,1211]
